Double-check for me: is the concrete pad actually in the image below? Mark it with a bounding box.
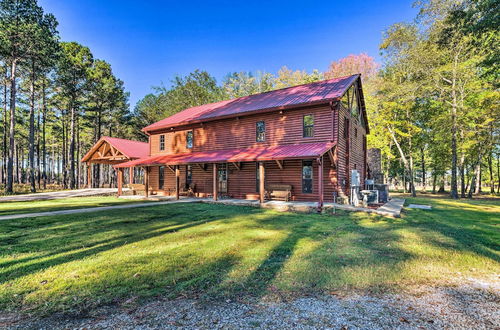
[377,198,405,217]
[408,204,432,210]
[0,200,197,221]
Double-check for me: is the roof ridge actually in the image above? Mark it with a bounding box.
[185,73,361,109]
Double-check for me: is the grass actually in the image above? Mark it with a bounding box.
[0,195,498,315]
[0,196,148,216]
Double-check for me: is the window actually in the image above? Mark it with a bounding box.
[186,131,193,149]
[340,83,360,120]
[343,117,349,139]
[159,166,165,190]
[256,121,265,142]
[159,135,165,151]
[186,165,192,188]
[303,115,314,138]
[349,85,360,119]
[302,161,313,193]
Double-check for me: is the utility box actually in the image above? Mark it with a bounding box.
[351,170,360,187]
[375,184,389,203]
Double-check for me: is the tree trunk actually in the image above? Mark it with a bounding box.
[497,153,500,194]
[475,162,482,194]
[388,126,416,196]
[62,115,67,189]
[28,63,36,193]
[488,153,494,194]
[42,81,47,189]
[6,60,17,194]
[2,66,8,185]
[432,171,437,194]
[460,153,466,198]
[449,54,459,199]
[37,106,41,189]
[421,147,426,192]
[69,103,76,189]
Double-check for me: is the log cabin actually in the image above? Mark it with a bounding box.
[82,74,369,209]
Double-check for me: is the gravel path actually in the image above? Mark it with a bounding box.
[0,188,124,202]
[2,278,498,329]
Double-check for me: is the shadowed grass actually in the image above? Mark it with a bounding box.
[0,196,149,216]
[0,196,498,315]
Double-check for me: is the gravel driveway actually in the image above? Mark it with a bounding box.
[2,278,498,329]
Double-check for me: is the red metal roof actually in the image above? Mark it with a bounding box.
[81,136,149,162]
[114,142,335,168]
[142,74,360,133]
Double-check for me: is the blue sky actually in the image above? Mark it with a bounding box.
[39,0,418,108]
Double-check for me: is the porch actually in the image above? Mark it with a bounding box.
[114,143,340,212]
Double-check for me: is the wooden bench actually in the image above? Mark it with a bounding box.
[266,184,292,201]
[128,183,154,195]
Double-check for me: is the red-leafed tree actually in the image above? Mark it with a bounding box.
[325,53,379,82]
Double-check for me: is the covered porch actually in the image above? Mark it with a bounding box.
[114,142,338,212]
[81,136,149,189]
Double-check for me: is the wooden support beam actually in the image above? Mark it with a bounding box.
[259,162,265,204]
[231,162,241,170]
[99,143,109,156]
[275,160,283,170]
[213,164,218,201]
[117,168,123,197]
[129,167,134,185]
[145,167,149,198]
[197,163,207,171]
[317,156,324,213]
[166,165,175,173]
[175,165,180,200]
[87,163,92,188]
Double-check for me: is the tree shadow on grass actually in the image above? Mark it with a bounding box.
[0,204,230,284]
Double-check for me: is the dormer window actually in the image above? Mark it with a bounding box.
[186,131,193,149]
[256,121,265,142]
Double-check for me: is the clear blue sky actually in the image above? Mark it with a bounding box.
[39,0,417,109]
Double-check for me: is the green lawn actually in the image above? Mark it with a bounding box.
[0,196,146,216]
[0,196,498,315]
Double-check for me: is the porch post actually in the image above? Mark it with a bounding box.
[175,165,180,200]
[259,161,265,204]
[129,167,134,185]
[213,163,218,201]
[87,163,92,188]
[144,167,149,198]
[117,168,123,197]
[317,156,324,213]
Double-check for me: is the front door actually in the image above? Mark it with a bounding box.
[159,166,165,190]
[218,163,228,194]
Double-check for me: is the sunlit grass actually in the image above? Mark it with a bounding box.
[0,196,498,315]
[0,196,146,216]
